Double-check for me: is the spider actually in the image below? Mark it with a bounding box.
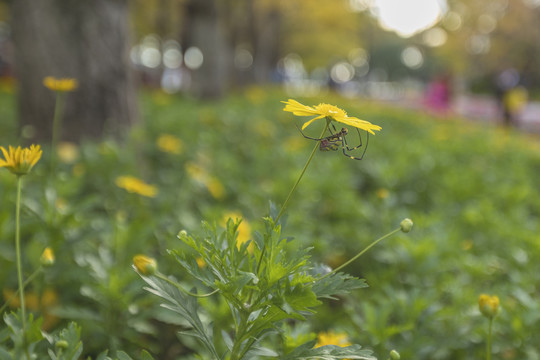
[296,123,369,160]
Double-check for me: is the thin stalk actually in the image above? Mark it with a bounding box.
[50,91,65,172]
[155,273,219,298]
[15,176,26,331]
[256,122,330,276]
[319,227,401,281]
[0,267,42,314]
[487,317,493,360]
[274,121,329,226]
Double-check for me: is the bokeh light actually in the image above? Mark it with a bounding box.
[401,46,424,69]
[184,47,204,70]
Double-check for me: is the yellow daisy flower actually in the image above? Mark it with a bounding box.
[157,134,183,155]
[315,330,352,347]
[115,176,158,198]
[43,77,78,92]
[0,144,42,176]
[282,99,382,134]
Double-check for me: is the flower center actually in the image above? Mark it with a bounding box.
[315,103,347,118]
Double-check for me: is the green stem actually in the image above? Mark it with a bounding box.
[155,273,219,298]
[487,317,493,360]
[229,311,249,360]
[50,91,65,172]
[274,122,329,226]
[319,227,402,281]
[0,267,42,315]
[256,122,330,276]
[15,176,26,332]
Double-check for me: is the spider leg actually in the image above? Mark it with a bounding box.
[295,124,326,141]
[342,131,369,160]
[343,127,363,151]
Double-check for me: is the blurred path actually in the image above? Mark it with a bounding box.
[453,94,540,133]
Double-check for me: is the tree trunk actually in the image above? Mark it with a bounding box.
[11,0,137,143]
[182,0,230,99]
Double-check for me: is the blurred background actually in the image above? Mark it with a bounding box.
[2,1,540,359]
[0,0,539,141]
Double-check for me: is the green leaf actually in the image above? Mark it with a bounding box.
[138,274,220,359]
[312,272,368,300]
[115,351,133,360]
[140,350,155,360]
[0,346,11,360]
[282,340,376,360]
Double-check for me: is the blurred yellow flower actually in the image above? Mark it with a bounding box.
[0,144,42,176]
[43,76,78,92]
[185,162,226,200]
[376,188,389,199]
[315,330,352,348]
[133,254,158,275]
[222,211,253,252]
[157,134,183,155]
[282,99,382,134]
[3,288,59,330]
[40,247,55,267]
[245,86,266,104]
[56,142,79,164]
[196,256,206,268]
[479,294,500,318]
[186,162,206,181]
[207,177,226,200]
[115,176,158,198]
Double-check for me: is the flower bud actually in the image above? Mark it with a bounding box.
[40,247,55,267]
[55,340,69,349]
[133,255,157,275]
[478,294,500,318]
[178,230,188,239]
[389,350,400,360]
[400,218,413,233]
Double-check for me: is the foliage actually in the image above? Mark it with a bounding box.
[2,87,540,359]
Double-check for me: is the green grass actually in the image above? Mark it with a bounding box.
[1,86,540,359]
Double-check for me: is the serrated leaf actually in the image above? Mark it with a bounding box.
[312,272,368,300]
[138,274,220,359]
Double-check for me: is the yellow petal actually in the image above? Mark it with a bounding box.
[282,99,319,116]
[301,115,325,130]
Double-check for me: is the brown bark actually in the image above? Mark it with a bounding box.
[11,0,137,143]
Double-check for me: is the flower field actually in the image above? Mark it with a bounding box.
[1,86,540,359]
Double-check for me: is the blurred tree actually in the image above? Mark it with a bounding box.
[181,0,231,98]
[11,0,137,143]
[281,0,364,71]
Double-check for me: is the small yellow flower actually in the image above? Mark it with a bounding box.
[56,142,79,164]
[282,99,382,134]
[40,247,55,267]
[115,176,158,198]
[196,256,206,268]
[43,77,78,92]
[315,330,352,348]
[0,144,42,176]
[133,255,158,275]
[157,134,183,155]
[478,294,500,318]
